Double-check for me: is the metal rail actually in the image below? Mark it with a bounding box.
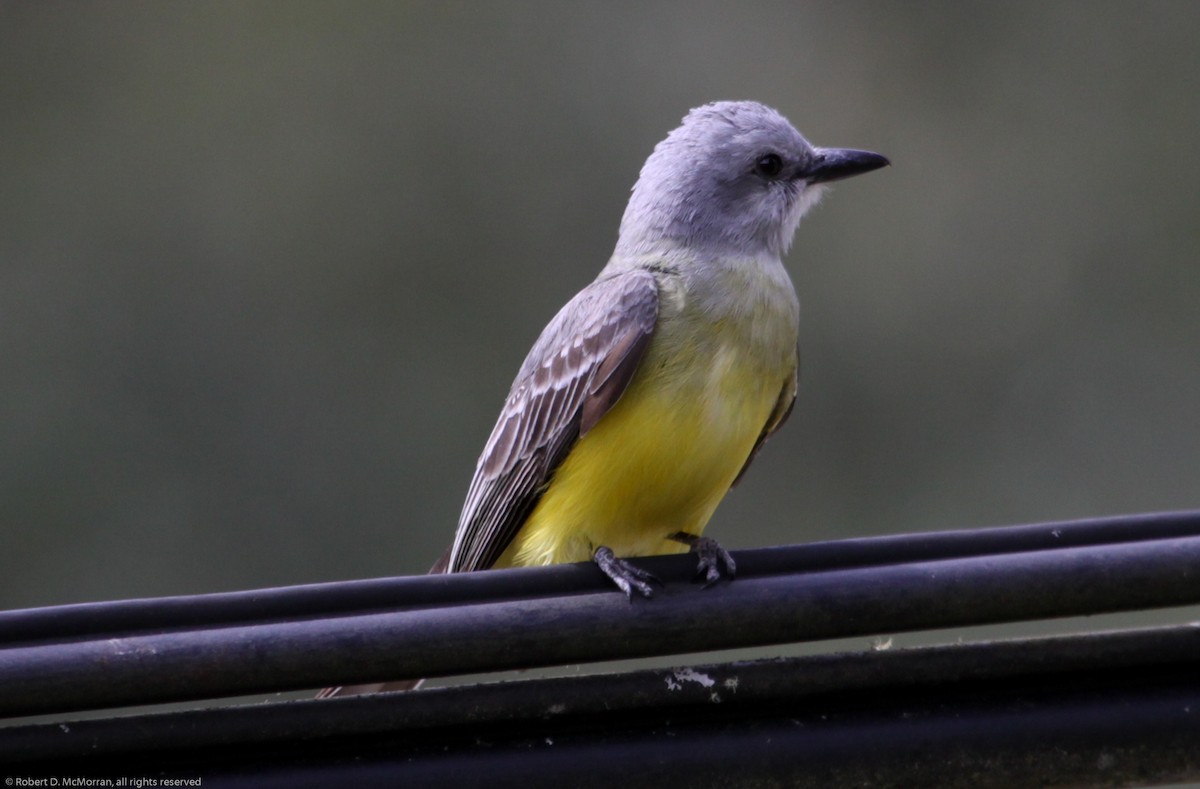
[2,510,1200,786]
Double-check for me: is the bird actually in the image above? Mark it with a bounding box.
[320,100,887,697]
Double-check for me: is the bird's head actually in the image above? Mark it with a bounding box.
[617,101,888,259]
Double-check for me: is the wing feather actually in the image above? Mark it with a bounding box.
[732,345,799,487]
[449,269,659,572]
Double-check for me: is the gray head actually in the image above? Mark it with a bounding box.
[615,101,888,259]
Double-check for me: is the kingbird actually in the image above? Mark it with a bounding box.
[320,100,886,697]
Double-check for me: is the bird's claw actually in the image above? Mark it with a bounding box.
[594,546,660,600]
[670,532,736,587]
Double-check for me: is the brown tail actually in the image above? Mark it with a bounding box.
[316,547,451,698]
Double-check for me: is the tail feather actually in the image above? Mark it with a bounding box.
[316,547,451,699]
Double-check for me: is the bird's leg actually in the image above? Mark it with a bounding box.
[670,532,736,586]
[593,546,659,600]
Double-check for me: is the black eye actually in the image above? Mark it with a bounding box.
[754,152,784,179]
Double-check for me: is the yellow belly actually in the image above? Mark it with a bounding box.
[498,343,781,567]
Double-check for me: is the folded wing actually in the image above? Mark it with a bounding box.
[449,269,660,572]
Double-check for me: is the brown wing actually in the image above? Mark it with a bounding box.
[448,269,659,572]
[732,346,798,487]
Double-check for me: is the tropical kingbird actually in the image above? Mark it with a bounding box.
[321,100,887,697]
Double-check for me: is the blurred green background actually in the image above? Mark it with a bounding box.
[2,1,1198,611]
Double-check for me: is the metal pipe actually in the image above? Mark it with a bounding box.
[6,624,1200,786]
[4,526,1200,717]
[3,509,1198,645]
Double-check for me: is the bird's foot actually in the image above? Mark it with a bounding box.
[593,546,660,600]
[669,532,736,587]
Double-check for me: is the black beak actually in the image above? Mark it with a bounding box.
[803,147,890,184]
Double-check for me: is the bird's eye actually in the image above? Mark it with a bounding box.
[754,153,784,179]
